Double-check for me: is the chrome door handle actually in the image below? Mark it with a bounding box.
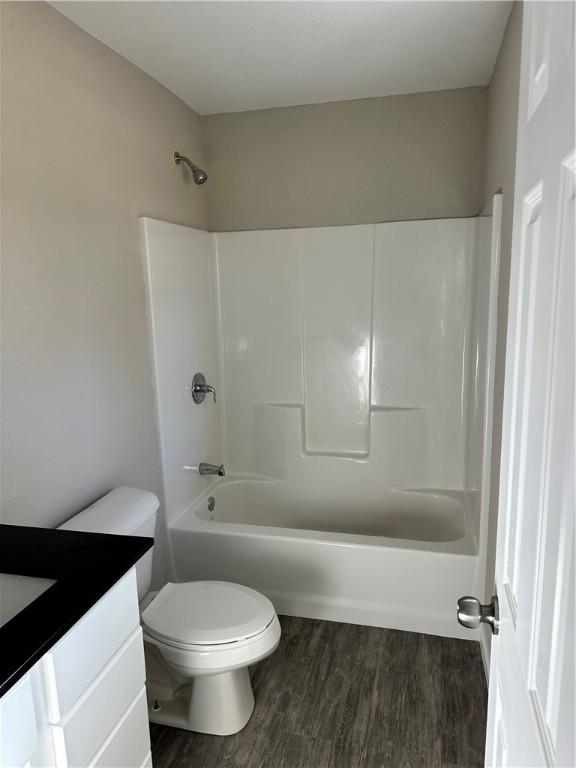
[457,595,499,635]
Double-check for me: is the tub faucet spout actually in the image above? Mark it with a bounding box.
[199,462,225,477]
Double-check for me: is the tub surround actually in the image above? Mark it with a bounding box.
[142,217,492,521]
[215,219,480,489]
[0,524,152,697]
[142,212,500,638]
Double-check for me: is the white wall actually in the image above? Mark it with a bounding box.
[140,219,221,532]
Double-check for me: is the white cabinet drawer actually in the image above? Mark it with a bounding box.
[0,671,38,768]
[92,688,150,768]
[51,629,146,768]
[44,569,140,720]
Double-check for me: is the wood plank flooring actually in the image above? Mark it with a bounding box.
[151,616,488,768]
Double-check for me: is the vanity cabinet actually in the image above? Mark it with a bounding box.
[0,568,151,768]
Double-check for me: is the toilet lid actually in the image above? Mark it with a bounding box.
[141,581,276,646]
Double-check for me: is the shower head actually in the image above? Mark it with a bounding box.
[193,168,208,185]
[174,151,208,185]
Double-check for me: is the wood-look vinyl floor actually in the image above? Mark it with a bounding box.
[151,616,487,768]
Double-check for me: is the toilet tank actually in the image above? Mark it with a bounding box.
[59,487,159,600]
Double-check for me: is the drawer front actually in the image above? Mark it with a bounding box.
[92,688,150,768]
[0,671,38,768]
[44,569,140,720]
[52,629,146,768]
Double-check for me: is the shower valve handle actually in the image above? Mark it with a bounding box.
[191,372,216,404]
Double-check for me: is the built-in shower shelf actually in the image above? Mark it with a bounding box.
[260,402,304,409]
[259,403,369,459]
[257,401,425,458]
[370,405,425,412]
[260,403,424,413]
[302,447,369,459]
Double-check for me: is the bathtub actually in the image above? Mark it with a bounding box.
[170,479,480,640]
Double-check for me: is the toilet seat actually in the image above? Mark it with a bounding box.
[144,616,276,652]
[143,615,281,676]
[141,581,276,647]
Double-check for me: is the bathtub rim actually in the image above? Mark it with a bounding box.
[173,477,477,557]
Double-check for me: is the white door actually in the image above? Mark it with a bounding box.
[485,2,575,766]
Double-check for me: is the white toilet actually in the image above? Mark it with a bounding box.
[59,486,281,735]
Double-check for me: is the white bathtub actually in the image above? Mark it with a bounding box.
[170,480,480,640]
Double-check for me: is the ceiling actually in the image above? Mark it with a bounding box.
[51,1,512,116]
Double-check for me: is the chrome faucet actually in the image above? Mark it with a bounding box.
[198,462,225,477]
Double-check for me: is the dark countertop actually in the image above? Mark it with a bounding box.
[0,524,153,698]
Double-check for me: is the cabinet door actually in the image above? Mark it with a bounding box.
[0,672,38,767]
[0,663,54,768]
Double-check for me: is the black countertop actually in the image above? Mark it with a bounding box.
[0,524,153,698]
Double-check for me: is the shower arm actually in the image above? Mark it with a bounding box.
[174,151,199,173]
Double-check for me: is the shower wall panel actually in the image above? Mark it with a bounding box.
[215,217,480,494]
[216,230,304,474]
[466,216,494,493]
[141,218,221,525]
[301,226,373,455]
[373,219,474,487]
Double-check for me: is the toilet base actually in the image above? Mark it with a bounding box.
[148,667,255,735]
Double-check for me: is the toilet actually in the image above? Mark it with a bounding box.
[59,486,281,735]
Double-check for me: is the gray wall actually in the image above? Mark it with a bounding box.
[482,1,523,654]
[1,2,207,528]
[202,88,488,231]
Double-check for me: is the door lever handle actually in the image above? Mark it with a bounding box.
[457,595,499,635]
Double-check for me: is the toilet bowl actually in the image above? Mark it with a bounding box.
[59,487,281,736]
[141,580,281,735]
